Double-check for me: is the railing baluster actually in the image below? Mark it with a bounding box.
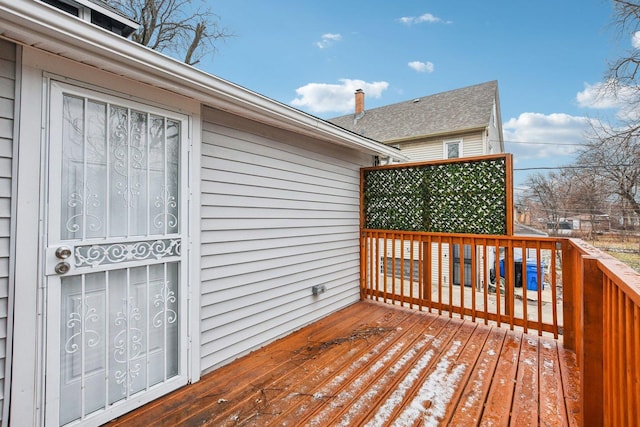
[617,286,626,424]
[360,232,366,299]
[409,233,414,309]
[624,296,634,425]
[536,241,543,336]
[426,236,432,313]
[382,233,388,303]
[391,235,397,305]
[371,232,374,297]
[447,237,453,318]
[483,242,489,326]
[374,232,380,301]
[437,237,443,316]
[418,236,424,311]
[522,239,528,334]
[471,238,477,322]
[604,277,612,426]
[507,239,514,330]
[550,243,558,338]
[630,304,640,419]
[494,239,501,328]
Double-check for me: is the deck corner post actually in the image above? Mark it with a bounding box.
[581,256,604,427]
[561,239,578,351]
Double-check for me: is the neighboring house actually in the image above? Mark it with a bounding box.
[565,214,611,235]
[329,80,504,163]
[332,82,505,288]
[0,1,407,425]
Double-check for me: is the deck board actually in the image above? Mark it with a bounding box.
[558,345,582,426]
[106,300,580,426]
[511,336,540,426]
[447,326,504,425]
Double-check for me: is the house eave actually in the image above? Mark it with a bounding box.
[0,0,408,162]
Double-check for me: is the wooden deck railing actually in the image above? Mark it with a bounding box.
[360,231,640,426]
[360,230,562,337]
[561,239,640,427]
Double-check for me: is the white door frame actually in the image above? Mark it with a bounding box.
[43,80,193,426]
[10,52,202,425]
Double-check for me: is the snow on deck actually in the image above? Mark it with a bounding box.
[108,300,581,426]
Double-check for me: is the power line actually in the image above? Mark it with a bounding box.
[504,139,586,146]
[514,164,633,171]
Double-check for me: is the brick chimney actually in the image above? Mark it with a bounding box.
[355,89,365,114]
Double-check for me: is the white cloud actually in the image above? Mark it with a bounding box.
[398,13,451,25]
[503,112,593,161]
[408,61,434,73]
[316,33,342,49]
[576,81,640,121]
[576,81,622,109]
[291,79,389,114]
[633,31,640,48]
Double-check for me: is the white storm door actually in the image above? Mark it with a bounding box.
[44,82,189,426]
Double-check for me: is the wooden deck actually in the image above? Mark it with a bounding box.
[106,301,581,426]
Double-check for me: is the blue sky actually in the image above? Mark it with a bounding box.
[201,0,626,188]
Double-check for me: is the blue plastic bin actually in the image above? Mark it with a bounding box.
[499,258,544,291]
[524,261,544,291]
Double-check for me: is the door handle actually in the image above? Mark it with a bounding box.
[55,246,72,259]
[54,262,71,275]
[46,246,75,276]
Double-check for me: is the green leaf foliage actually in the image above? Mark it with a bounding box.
[363,158,507,234]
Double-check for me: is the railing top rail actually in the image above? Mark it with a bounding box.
[362,228,562,244]
[568,238,640,307]
[360,153,511,172]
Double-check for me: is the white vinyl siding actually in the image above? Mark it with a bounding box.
[199,107,369,372]
[461,133,485,157]
[400,141,442,162]
[0,38,15,423]
[488,101,502,154]
[399,131,486,162]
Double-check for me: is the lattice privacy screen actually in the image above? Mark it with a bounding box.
[363,157,508,234]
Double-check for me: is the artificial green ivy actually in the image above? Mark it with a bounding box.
[363,157,507,234]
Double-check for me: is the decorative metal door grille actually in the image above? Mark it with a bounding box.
[48,86,187,426]
[59,264,179,424]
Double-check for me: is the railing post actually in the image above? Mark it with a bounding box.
[581,257,603,427]
[561,240,578,351]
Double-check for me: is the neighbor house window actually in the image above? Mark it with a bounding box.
[444,139,462,159]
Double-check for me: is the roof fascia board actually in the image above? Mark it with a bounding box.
[0,1,407,161]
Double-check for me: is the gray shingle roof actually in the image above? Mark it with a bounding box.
[328,80,499,142]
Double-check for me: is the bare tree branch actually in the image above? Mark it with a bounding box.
[107,0,233,65]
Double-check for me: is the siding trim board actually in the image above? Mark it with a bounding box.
[0,38,15,426]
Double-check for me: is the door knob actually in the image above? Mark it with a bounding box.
[54,262,71,275]
[55,246,72,259]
